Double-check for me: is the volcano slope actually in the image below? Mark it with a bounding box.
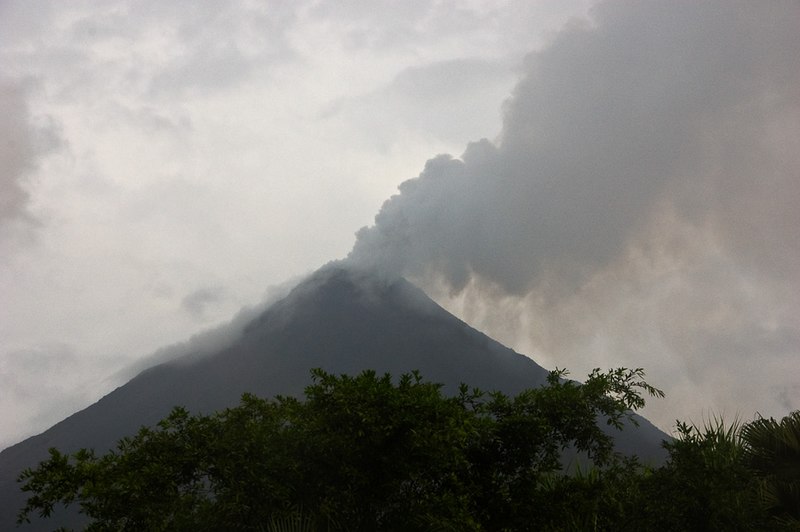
[0,265,669,529]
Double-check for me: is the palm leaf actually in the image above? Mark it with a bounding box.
[741,411,800,522]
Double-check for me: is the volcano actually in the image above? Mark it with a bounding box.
[0,265,669,529]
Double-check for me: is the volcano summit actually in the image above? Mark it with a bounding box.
[0,264,668,529]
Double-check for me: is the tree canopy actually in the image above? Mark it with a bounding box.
[15,367,799,531]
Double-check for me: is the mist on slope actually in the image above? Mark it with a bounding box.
[348,0,800,430]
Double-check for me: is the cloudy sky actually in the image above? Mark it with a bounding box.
[1,0,798,451]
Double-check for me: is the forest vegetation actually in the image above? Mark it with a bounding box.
[16,368,800,531]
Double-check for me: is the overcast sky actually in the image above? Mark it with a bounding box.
[1,1,798,451]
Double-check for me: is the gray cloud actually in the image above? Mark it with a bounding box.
[182,286,227,320]
[0,81,38,227]
[308,0,593,54]
[0,79,61,249]
[350,0,800,427]
[321,58,516,150]
[352,0,800,293]
[145,2,297,98]
[1,80,65,258]
[0,343,98,449]
[119,273,303,380]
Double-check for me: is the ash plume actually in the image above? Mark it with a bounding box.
[349,0,800,427]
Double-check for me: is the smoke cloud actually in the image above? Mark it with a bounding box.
[349,0,800,428]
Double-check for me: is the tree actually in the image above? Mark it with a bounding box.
[627,418,772,531]
[741,411,800,527]
[17,367,663,531]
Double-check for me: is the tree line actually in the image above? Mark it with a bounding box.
[16,367,800,531]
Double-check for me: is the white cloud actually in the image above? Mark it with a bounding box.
[0,0,590,449]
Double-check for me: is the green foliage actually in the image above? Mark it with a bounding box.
[17,367,662,531]
[628,417,772,531]
[525,414,799,531]
[741,411,800,526]
[261,510,316,532]
[461,367,663,531]
[20,368,799,530]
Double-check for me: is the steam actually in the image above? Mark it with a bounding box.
[349,0,800,427]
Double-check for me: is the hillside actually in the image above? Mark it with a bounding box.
[0,265,668,529]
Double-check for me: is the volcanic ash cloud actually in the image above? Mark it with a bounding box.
[348,0,800,428]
